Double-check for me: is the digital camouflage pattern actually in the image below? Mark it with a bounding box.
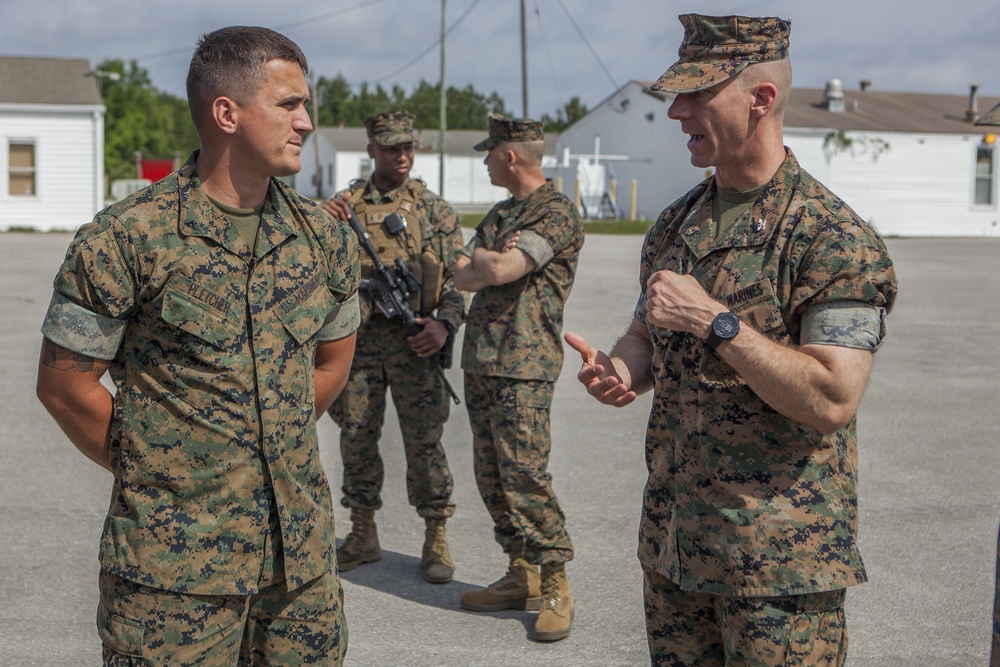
[461,181,584,381]
[41,152,361,596]
[464,374,571,565]
[327,176,463,519]
[98,568,346,666]
[635,150,897,597]
[473,114,546,152]
[461,180,583,565]
[365,110,418,146]
[643,567,847,666]
[651,14,791,94]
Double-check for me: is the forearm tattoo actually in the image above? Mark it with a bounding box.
[40,338,100,372]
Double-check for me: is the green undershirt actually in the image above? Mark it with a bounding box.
[713,183,767,240]
[209,196,264,252]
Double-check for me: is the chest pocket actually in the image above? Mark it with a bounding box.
[160,276,238,349]
[723,279,784,337]
[277,276,337,345]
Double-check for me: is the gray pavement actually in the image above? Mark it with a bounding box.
[1,231,998,666]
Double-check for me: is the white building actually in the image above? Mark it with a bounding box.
[556,79,1000,237]
[0,56,106,232]
[297,126,557,210]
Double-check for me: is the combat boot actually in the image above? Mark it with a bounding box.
[421,518,455,583]
[460,556,542,612]
[336,508,381,572]
[534,563,573,641]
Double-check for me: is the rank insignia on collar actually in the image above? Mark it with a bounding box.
[751,218,766,233]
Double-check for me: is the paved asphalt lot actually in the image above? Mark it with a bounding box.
[1,231,998,666]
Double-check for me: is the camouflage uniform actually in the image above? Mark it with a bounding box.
[327,173,464,519]
[41,152,360,664]
[635,149,897,664]
[461,180,584,565]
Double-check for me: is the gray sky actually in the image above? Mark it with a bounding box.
[3,0,999,120]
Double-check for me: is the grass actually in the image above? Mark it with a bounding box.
[459,213,652,235]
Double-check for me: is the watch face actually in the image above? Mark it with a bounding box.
[713,312,740,339]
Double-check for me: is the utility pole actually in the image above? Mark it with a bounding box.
[439,0,447,197]
[520,0,528,117]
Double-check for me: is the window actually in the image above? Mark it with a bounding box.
[8,142,36,196]
[974,144,995,206]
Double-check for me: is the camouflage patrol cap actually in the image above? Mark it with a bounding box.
[976,101,1000,126]
[364,110,417,145]
[651,14,791,94]
[474,114,545,151]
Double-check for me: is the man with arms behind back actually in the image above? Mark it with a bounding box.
[36,26,359,665]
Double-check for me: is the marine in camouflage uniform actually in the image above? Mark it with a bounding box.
[36,27,359,666]
[324,110,465,584]
[974,100,1000,667]
[567,15,898,666]
[455,115,584,642]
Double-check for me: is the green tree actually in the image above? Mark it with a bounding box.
[540,96,588,132]
[97,58,197,186]
[314,76,508,130]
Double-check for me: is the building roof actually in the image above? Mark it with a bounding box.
[0,56,103,106]
[634,79,999,135]
[784,87,1000,134]
[312,126,556,155]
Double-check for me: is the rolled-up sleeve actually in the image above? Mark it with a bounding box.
[316,291,360,340]
[40,291,127,359]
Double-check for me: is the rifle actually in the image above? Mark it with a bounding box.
[345,209,461,405]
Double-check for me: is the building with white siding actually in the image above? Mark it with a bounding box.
[0,56,106,232]
[296,126,556,210]
[555,79,1000,237]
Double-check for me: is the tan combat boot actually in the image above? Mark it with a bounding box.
[421,518,455,583]
[460,556,542,612]
[336,508,381,572]
[534,564,573,641]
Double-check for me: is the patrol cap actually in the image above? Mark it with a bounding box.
[474,114,545,151]
[651,14,791,94]
[364,110,417,146]
[975,101,1000,126]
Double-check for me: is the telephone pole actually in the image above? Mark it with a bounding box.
[439,0,447,197]
[520,0,528,117]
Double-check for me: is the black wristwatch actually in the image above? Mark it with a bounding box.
[706,311,740,349]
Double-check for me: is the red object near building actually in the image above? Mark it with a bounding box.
[140,159,175,183]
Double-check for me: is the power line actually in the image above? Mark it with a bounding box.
[552,0,618,92]
[130,0,393,63]
[371,0,485,83]
[532,0,564,113]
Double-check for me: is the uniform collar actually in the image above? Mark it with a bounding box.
[177,152,296,261]
[681,149,801,260]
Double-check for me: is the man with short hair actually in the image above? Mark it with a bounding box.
[36,26,359,664]
[567,14,897,665]
[455,115,584,642]
[323,110,464,584]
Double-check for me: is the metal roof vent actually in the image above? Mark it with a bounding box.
[824,79,846,112]
[966,83,980,123]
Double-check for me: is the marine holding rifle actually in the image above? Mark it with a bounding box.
[323,110,465,584]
